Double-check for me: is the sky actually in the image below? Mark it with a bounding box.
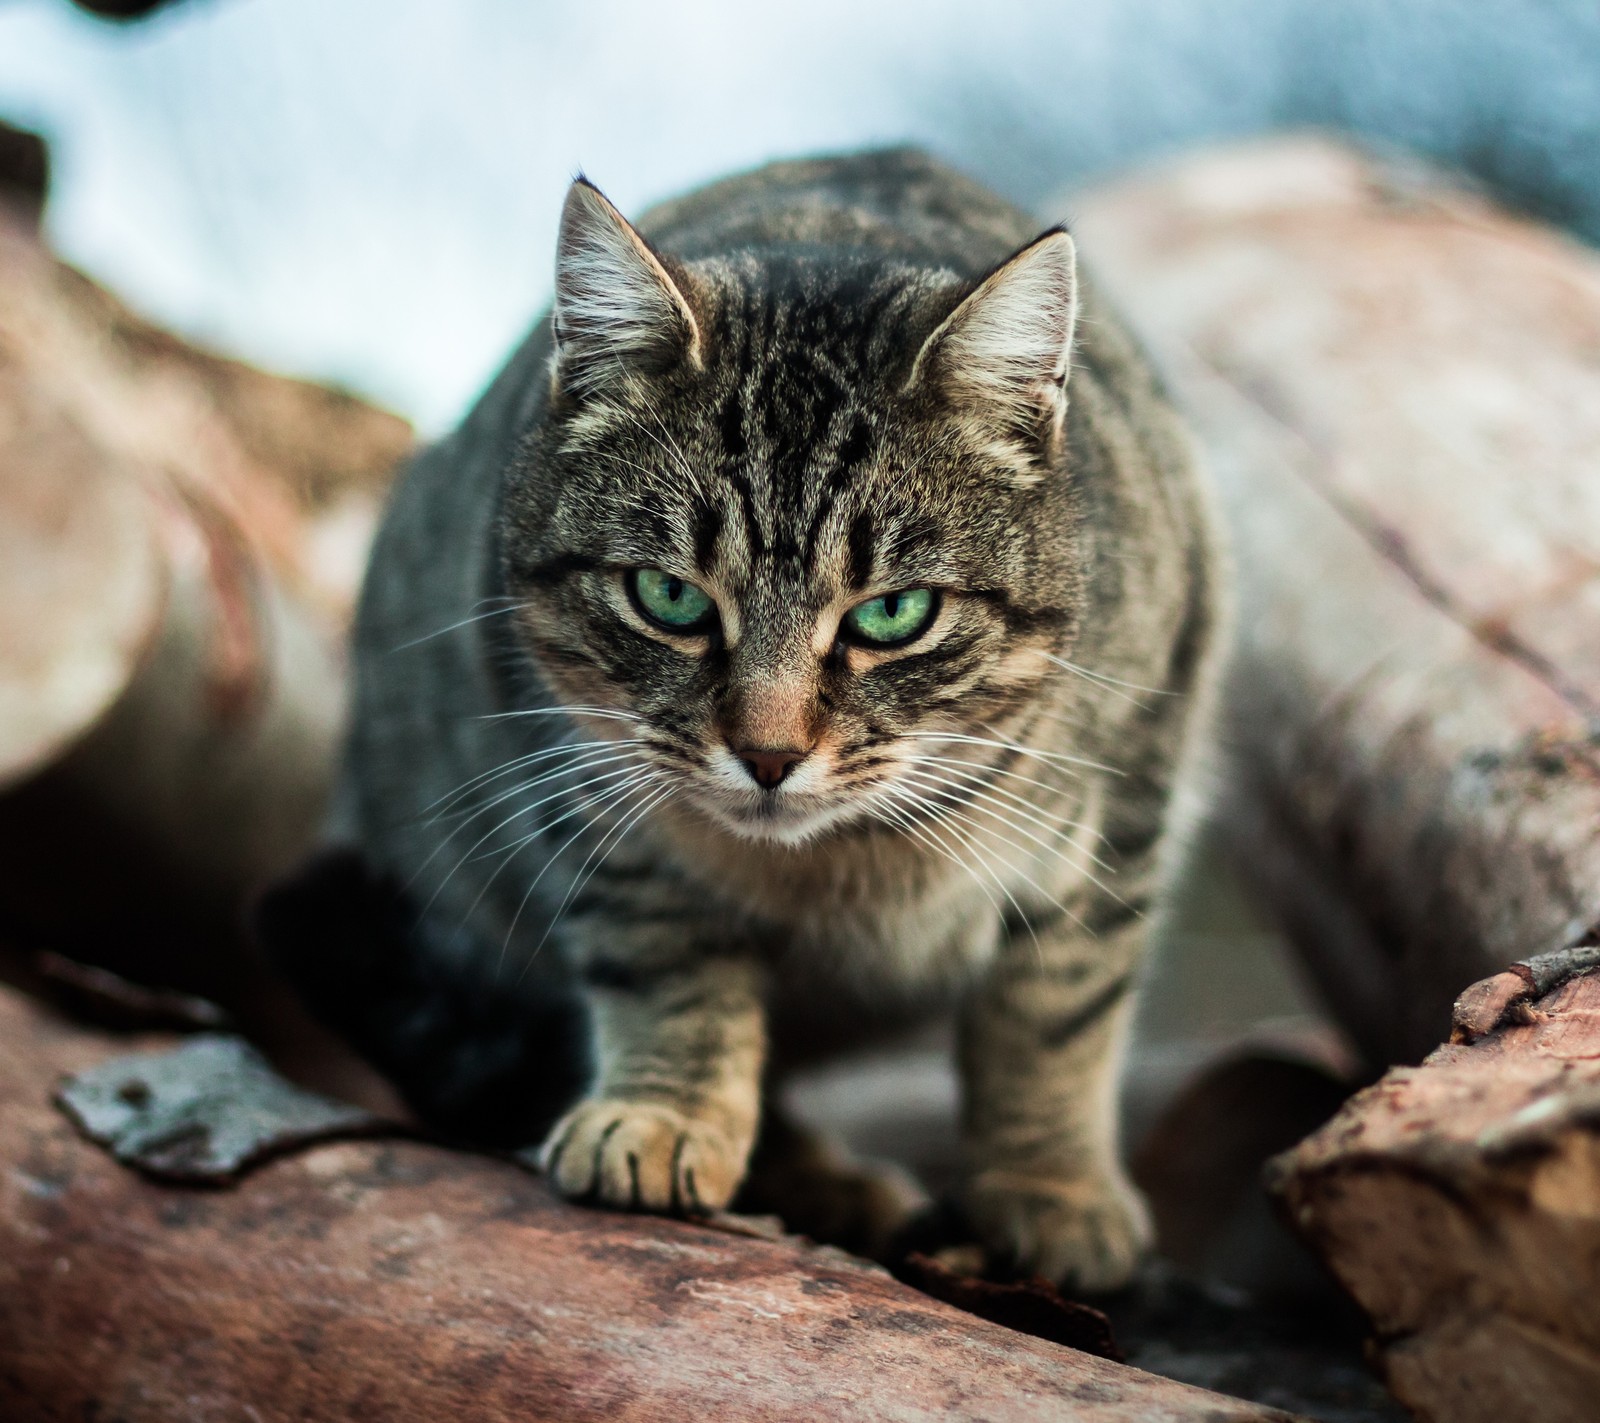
[2,0,1597,432]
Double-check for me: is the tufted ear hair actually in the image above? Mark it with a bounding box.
[907,228,1078,476]
[550,178,702,401]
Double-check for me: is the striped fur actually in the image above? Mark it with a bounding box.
[336,149,1223,1291]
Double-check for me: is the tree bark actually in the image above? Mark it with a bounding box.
[1070,138,1600,1068]
[1266,964,1600,1423]
[0,986,1299,1423]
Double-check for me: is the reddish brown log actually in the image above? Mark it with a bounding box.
[0,198,410,788]
[0,199,410,1032]
[1268,967,1600,1422]
[0,987,1299,1422]
[1071,138,1600,1068]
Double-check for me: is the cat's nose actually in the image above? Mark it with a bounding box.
[733,746,807,789]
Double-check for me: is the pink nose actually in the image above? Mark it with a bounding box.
[734,746,806,789]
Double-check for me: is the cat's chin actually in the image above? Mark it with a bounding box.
[692,792,863,848]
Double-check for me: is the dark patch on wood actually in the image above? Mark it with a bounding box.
[894,1252,1123,1361]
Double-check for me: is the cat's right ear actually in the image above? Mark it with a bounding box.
[550,178,702,402]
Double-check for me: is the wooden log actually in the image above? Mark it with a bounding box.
[0,196,410,786]
[0,987,1300,1422]
[1267,965,1600,1422]
[1069,138,1600,1067]
[0,198,410,1012]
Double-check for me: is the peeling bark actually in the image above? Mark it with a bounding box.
[1267,966,1600,1423]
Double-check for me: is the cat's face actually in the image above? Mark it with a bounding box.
[502,181,1083,846]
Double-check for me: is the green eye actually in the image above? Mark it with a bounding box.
[628,568,716,632]
[842,587,937,647]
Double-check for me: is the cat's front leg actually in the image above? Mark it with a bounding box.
[539,946,766,1216]
[956,904,1152,1291]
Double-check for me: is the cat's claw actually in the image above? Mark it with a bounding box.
[962,1167,1153,1294]
[538,1099,746,1215]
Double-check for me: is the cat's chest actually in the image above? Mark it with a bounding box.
[677,834,1005,1001]
[780,880,1002,1002]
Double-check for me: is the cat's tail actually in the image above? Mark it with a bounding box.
[251,845,589,1148]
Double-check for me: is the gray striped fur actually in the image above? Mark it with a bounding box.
[341,148,1223,1290]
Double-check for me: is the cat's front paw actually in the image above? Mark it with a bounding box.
[538,1099,749,1215]
[962,1167,1153,1293]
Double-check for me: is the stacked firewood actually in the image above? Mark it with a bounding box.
[3,124,1599,1420]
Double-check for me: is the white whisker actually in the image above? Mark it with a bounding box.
[478,705,644,726]
[899,766,1128,909]
[902,730,1119,777]
[419,758,651,915]
[420,745,645,853]
[620,385,700,488]
[462,769,662,944]
[868,790,1006,925]
[1033,650,1178,707]
[492,765,656,979]
[460,760,656,863]
[389,599,530,653]
[522,780,675,972]
[884,783,1049,956]
[901,761,1116,875]
[907,752,1084,803]
[424,738,645,819]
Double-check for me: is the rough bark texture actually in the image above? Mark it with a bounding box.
[1070,137,1600,1068]
[1267,967,1600,1423]
[0,987,1299,1423]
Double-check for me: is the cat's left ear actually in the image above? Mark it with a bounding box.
[550,178,703,401]
[908,228,1078,476]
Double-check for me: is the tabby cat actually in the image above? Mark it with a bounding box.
[263,148,1221,1291]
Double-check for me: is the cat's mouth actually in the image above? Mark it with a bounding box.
[684,776,865,847]
[703,794,862,847]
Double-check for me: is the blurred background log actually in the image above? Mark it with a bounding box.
[1072,137,1600,1070]
[0,161,411,1097]
[1066,136,1600,1415]
[0,985,1300,1423]
[1268,965,1600,1423]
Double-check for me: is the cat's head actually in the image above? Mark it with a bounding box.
[501,177,1084,846]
